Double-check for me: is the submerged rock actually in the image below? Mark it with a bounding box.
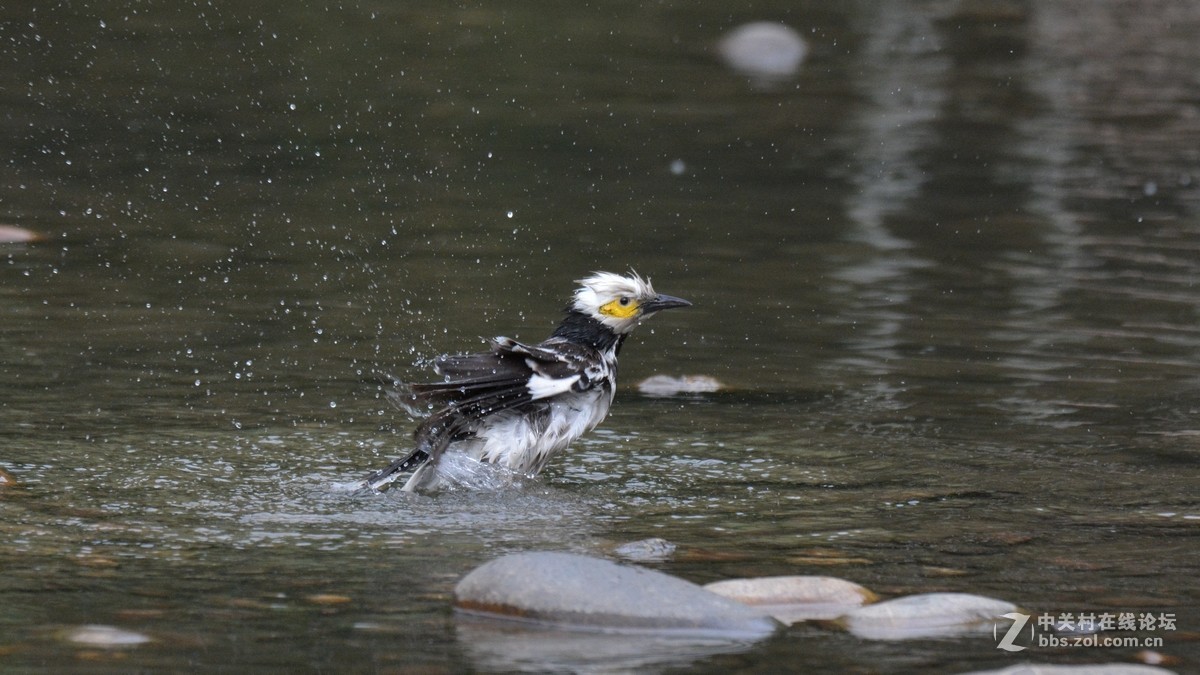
[612,537,677,563]
[837,592,1018,640]
[704,575,878,624]
[454,552,778,639]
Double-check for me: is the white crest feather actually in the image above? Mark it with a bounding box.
[570,271,657,333]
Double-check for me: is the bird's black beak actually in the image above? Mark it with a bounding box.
[642,294,692,313]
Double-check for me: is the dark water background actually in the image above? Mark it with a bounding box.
[2,1,1198,672]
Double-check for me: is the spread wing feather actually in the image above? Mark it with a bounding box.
[407,337,594,405]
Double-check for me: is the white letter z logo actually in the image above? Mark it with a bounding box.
[995,612,1029,652]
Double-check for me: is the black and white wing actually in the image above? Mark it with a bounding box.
[416,336,603,416]
[361,336,603,491]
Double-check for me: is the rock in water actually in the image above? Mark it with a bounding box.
[637,374,723,397]
[705,575,878,624]
[63,624,152,648]
[838,592,1018,640]
[613,537,677,562]
[0,225,40,243]
[454,551,778,639]
[717,22,808,79]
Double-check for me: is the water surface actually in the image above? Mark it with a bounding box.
[2,2,1198,672]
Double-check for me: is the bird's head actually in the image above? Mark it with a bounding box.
[570,271,691,334]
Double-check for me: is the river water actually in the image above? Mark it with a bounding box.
[2,2,1198,672]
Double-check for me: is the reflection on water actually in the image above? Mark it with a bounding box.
[456,617,762,674]
[2,1,1199,672]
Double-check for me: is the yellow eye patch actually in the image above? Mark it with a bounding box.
[599,297,640,319]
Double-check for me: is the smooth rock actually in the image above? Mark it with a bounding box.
[704,575,878,624]
[961,664,1177,675]
[837,592,1018,640]
[454,552,778,639]
[717,22,808,79]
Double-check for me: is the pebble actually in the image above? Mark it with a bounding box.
[454,551,777,639]
[636,374,723,397]
[63,624,152,648]
[717,22,808,79]
[0,225,39,243]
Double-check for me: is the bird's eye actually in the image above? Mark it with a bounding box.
[618,296,631,306]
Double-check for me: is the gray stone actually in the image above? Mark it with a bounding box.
[454,552,778,639]
[612,537,677,562]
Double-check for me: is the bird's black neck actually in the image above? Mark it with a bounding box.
[552,310,626,354]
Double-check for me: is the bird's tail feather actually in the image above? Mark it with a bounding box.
[361,449,430,492]
[361,402,471,493]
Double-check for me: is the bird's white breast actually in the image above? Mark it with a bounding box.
[473,386,613,475]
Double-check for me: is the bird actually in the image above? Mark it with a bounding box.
[362,271,691,492]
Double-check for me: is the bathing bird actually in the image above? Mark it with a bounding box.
[362,271,690,492]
